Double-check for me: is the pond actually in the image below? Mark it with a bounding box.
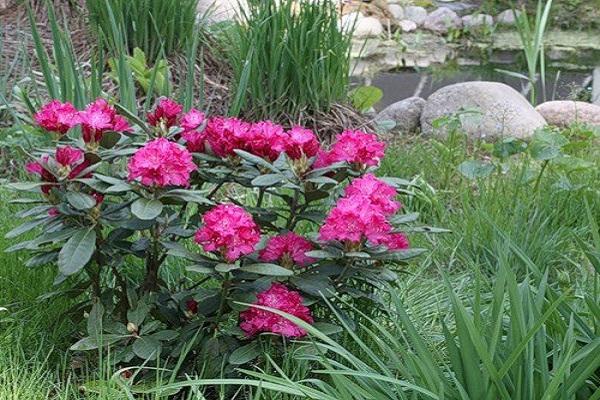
[369,66,593,111]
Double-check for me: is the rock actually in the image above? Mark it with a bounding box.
[423,7,462,34]
[388,4,404,20]
[353,16,384,38]
[339,11,364,32]
[434,1,477,16]
[592,67,600,105]
[375,97,426,133]
[535,101,600,128]
[404,6,428,26]
[462,13,494,28]
[398,19,418,32]
[421,82,547,139]
[496,9,522,26]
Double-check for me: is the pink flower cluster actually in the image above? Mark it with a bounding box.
[315,130,386,169]
[78,99,132,144]
[127,138,197,187]
[34,99,132,144]
[180,109,207,153]
[34,100,80,134]
[194,204,261,262]
[187,116,320,161]
[147,98,183,129]
[259,232,315,267]
[26,145,89,194]
[319,173,409,250]
[239,283,313,337]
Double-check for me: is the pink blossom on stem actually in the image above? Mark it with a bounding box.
[194,204,260,262]
[245,121,288,161]
[326,130,386,167]
[318,197,391,244]
[181,109,207,153]
[181,108,206,131]
[371,232,410,250]
[204,117,251,157]
[34,100,80,135]
[26,146,88,193]
[285,126,320,160]
[344,174,400,216]
[127,138,197,187]
[239,283,313,338]
[259,232,315,267]
[147,98,183,129]
[79,99,131,144]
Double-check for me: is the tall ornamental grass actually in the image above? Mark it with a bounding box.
[85,0,199,60]
[227,0,352,120]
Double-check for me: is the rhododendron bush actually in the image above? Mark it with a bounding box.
[6,97,433,374]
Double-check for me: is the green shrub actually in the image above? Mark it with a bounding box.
[85,0,199,60]
[226,0,352,120]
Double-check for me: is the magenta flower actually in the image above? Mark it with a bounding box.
[318,197,391,244]
[239,283,313,338]
[344,174,400,216]
[205,117,251,157]
[371,232,410,250]
[326,130,386,167]
[180,108,206,131]
[79,99,131,144]
[55,146,84,167]
[285,126,320,160]
[194,204,260,262]
[245,120,288,161]
[259,232,315,267]
[127,138,197,187]
[26,146,88,194]
[181,109,207,153]
[34,100,80,135]
[147,98,183,129]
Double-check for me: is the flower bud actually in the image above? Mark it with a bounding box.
[126,322,138,333]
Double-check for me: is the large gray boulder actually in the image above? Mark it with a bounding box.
[496,9,522,26]
[535,101,600,128]
[375,97,426,133]
[404,6,428,26]
[423,7,462,34]
[421,82,547,139]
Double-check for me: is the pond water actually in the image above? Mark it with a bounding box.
[369,66,592,111]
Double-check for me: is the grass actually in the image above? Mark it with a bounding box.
[225,0,352,120]
[85,0,199,61]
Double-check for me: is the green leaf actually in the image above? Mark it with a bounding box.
[240,263,293,276]
[5,217,47,239]
[215,263,239,273]
[131,198,163,220]
[458,160,494,180]
[132,336,161,360]
[312,322,343,335]
[70,334,123,351]
[529,130,569,161]
[251,174,284,187]
[229,342,261,365]
[350,85,383,112]
[66,192,97,210]
[58,228,97,276]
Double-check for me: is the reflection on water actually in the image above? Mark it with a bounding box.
[367,67,592,111]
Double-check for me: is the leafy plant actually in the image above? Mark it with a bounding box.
[85,0,199,60]
[349,86,383,113]
[6,96,434,383]
[226,0,352,120]
[108,48,172,97]
[497,0,553,104]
